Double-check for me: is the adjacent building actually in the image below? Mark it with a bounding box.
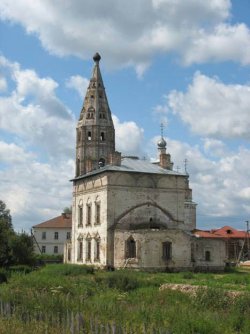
[65,53,226,271]
[32,213,72,256]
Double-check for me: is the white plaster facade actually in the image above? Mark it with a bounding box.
[33,214,71,256]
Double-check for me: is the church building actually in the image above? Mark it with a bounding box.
[65,53,226,271]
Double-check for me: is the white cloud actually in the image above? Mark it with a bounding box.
[0,76,7,91]
[113,115,144,157]
[66,75,89,99]
[168,72,250,139]
[149,136,250,224]
[0,1,249,73]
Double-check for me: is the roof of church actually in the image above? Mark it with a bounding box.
[33,213,72,229]
[72,157,186,181]
[193,226,249,239]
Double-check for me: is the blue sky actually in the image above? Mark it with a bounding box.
[0,0,250,231]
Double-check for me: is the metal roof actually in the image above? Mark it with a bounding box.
[72,157,186,181]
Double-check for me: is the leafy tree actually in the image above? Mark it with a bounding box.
[63,206,72,214]
[0,200,14,266]
[10,232,35,266]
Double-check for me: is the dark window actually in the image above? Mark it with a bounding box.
[98,158,105,168]
[76,158,80,176]
[42,232,46,240]
[54,246,58,254]
[126,237,136,258]
[162,242,172,260]
[96,203,101,224]
[66,232,71,240]
[67,249,71,261]
[86,239,91,261]
[95,239,100,261]
[86,205,91,226]
[88,132,92,140]
[79,241,83,260]
[78,206,83,226]
[100,132,105,141]
[54,232,59,240]
[42,246,46,253]
[205,250,211,261]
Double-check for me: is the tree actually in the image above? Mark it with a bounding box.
[0,200,14,266]
[63,206,72,214]
[10,232,35,266]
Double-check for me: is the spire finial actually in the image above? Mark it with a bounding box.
[93,52,101,63]
[184,158,188,175]
[160,122,164,138]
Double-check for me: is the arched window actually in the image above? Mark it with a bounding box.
[126,237,136,258]
[100,132,105,141]
[88,131,92,140]
[205,250,211,261]
[98,158,105,168]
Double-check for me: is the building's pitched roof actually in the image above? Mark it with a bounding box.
[33,214,72,229]
[72,157,185,181]
[193,225,249,239]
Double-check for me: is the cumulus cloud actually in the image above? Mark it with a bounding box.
[149,136,250,225]
[167,72,250,140]
[0,0,249,73]
[66,75,89,99]
[113,115,145,157]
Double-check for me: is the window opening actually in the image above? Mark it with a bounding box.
[100,132,105,141]
[88,132,92,140]
[42,246,46,253]
[78,206,83,227]
[54,246,58,254]
[54,232,59,240]
[95,203,101,224]
[79,241,83,260]
[67,249,71,262]
[162,242,172,260]
[66,232,71,240]
[95,239,100,261]
[126,237,136,258]
[87,204,91,226]
[205,250,211,261]
[42,232,46,240]
[86,239,91,261]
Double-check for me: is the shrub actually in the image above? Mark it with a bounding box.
[182,271,194,279]
[9,265,33,274]
[104,271,139,291]
[0,269,8,283]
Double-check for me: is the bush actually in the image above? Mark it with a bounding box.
[0,269,8,283]
[182,271,194,279]
[104,271,139,291]
[9,265,33,274]
[42,264,94,276]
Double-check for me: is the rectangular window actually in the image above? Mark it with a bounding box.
[86,239,91,261]
[67,249,71,262]
[54,246,58,254]
[41,246,46,253]
[95,239,100,261]
[86,204,91,226]
[78,206,83,226]
[66,232,71,240]
[95,203,101,225]
[42,231,46,240]
[54,232,59,240]
[78,241,83,260]
[162,242,172,260]
[87,131,92,140]
[205,250,211,261]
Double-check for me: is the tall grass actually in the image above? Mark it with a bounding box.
[1,265,250,333]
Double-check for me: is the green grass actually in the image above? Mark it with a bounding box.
[0,265,250,333]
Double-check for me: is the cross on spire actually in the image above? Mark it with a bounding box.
[160,122,164,138]
[184,158,188,174]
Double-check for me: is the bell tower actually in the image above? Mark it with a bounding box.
[75,53,116,176]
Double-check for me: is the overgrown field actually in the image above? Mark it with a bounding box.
[0,265,250,333]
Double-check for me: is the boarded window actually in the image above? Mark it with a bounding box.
[126,237,136,258]
[162,242,172,260]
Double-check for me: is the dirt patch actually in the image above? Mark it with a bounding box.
[159,283,244,298]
